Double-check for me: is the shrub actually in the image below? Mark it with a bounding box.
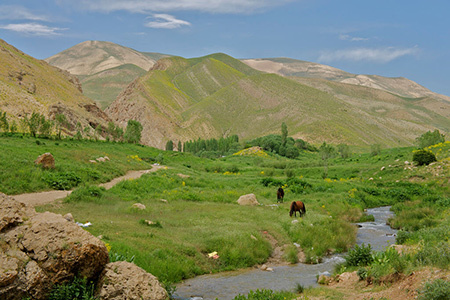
[233,289,294,300]
[345,244,373,267]
[42,171,82,190]
[48,277,97,300]
[65,185,105,202]
[260,177,283,187]
[418,279,450,300]
[413,149,437,166]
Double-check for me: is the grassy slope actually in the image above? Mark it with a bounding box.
[5,135,450,290]
[0,39,107,132]
[109,52,450,148]
[79,64,147,109]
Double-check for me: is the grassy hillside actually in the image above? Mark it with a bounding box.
[79,64,148,109]
[45,41,171,109]
[0,39,109,132]
[4,135,450,298]
[107,53,450,149]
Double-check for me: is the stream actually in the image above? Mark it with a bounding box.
[173,206,397,300]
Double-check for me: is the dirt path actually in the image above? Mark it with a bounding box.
[12,165,167,207]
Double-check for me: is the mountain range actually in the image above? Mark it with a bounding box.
[2,39,450,149]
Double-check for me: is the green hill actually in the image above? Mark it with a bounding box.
[106,53,450,149]
[45,41,171,109]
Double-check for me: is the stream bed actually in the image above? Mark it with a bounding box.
[174,206,396,300]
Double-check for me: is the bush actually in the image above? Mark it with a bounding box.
[65,185,105,203]
[260,177,283,187]
[413,149,437,166]
[233,289,294,300]
[345,244,373,267]
[418,279,450,300]
[48,277,97,300]
[42,171,82,190]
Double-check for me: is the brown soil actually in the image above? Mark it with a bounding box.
[12,165,167,207]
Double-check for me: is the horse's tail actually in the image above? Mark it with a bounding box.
[302,202,306,214]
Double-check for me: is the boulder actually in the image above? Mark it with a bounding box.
[237,193,259,206]
[0,193,168,300]
[34,153,55,169]
[0,193,108,299]
[97,261,167,300]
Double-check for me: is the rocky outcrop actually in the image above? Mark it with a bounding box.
[97,261,167,300]
[237,194,260,206]
[0,193,166,300]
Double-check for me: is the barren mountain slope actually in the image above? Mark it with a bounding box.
[242,57,450,101]
[0,39,110,133]
[107,53,450,149]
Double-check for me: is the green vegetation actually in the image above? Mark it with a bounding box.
[3,134,450,294]
[233,289,296,300]
[48,277,97,300]
[412,149,437,166]
[183,135,240,157]
[123,120,143,144]
[416,129,445,149]
[418,279,450,300]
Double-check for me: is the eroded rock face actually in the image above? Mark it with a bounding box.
[97,261,167,300]
[0,193,108,299]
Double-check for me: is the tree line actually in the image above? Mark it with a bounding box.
[0,110,143,144]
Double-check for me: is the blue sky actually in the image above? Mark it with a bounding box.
[0,0,449,96]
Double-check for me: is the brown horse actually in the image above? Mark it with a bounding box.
[277,187,284,203]
[289,201,306,217]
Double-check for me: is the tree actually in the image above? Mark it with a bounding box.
[416,130,445,148]
[39,117,53,137]
[281,122,288,146]
[0,111,9,132]
[55,114,68,139]
[337,144,351,159]
[124,120,143,144]
[178,141,182,152]
[26,112,42,137]
[165,140,174,151]
[370,144,382,156]
[319,142,335,178]
[95,124,103,140]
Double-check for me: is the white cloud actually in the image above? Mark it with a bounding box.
[318,47,419,63]
[0,5,48,21]
[0,23,66,36]
[145,14,191,29]
[61,0,295,14]
[339,34,368,42]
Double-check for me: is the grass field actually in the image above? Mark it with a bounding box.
[3,134,450,295]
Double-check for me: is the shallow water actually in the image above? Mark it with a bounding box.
[174,206,396,300]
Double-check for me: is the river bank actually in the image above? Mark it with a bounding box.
[174,207,396,300]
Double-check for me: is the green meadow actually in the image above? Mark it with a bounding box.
[3,135,450,295]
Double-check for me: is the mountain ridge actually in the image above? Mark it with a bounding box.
[106,53,450,149]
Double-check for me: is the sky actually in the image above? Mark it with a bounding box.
[0,0,449,96]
